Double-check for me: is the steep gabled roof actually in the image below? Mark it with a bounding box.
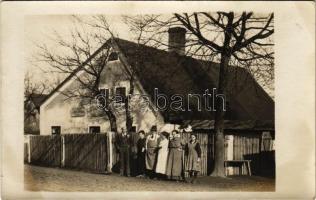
[40,42,110,106]
[41,37,274,124]
[113,38,274,122]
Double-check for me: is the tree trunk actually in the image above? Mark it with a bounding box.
[106,110,118,132]
[211,53,230,177]
[210,14,234,177]
[96,90,118,133]
[125,97,133,132]
[125,76,134,133]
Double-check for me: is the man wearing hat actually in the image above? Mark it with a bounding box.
[145,126,159,178]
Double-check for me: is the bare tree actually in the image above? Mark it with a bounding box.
[33,15,158,133]
[124,12,274,176]
[173,12,274,176]
[34,16,119,132]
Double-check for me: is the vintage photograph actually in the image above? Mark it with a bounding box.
[24,12,275,192]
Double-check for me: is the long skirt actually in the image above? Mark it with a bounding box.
[185,151,200,172]
[166,148,182,177]
[137,152,146,175]
[145,148,157,170]
[155,149,168,174]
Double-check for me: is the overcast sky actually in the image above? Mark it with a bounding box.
[25,15,133,85]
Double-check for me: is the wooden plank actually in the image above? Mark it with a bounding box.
[29,135,61,167]
[61,134,107,173]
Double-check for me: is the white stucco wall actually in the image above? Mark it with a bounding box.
[40,58,172,135]
[40,81,111,135]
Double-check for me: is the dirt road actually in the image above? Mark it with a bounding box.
[24,164,275,192]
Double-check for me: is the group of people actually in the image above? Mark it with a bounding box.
[115,126,202,183]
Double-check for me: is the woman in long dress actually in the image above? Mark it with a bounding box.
[166,130,184,181]
[185,133,201,184]
[145,127,159,178]
[155,132,169,179]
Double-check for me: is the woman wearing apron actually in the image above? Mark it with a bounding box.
[155,131,169,179]
[185,133,202,183]
[145,126,159,179]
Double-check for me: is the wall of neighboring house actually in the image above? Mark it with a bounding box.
[40,85,111,135]
[40,58,173,135]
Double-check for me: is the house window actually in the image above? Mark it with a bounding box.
[115,87,126,102]
[108,52,118,61]
[89,126,101,134]
[99,88,110,106]
[51,126,61,135]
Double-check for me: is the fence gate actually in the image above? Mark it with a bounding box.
[62,134,108,173]
[29,135,61,167]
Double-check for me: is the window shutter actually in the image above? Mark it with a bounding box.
[116,87,126,101]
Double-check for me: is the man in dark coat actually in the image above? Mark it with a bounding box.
[136,130,146,177]
[115,127,132,176]
[129,130,139,176]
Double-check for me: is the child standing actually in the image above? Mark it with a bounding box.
[185,133,201,184]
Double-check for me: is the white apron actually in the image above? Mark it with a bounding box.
[155,139,169,174]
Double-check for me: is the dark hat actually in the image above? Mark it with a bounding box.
[161,131,169,138]
[150,126,157,132]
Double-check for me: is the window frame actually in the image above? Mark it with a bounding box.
[99,88,110,106]
[89,126,101,134]
[115,86,127,103]
[51,126,61,135]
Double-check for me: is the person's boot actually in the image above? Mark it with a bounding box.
[191,172,198,184]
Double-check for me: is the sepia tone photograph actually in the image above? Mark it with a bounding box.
[23,12,275,192]
[1,1,315,199]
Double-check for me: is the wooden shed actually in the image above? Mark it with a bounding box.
[182,120,275,177]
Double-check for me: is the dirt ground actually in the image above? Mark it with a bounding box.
[24,164,275,192]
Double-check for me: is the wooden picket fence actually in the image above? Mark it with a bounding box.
[25,134,109,173]
[223,132,275,176]
[234,134,261,175]
[24,132,212,176]
[63,134,108,172]
[24,131,274,177]
[29,135,61,167]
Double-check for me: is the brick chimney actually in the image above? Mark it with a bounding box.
[168,27,186,55]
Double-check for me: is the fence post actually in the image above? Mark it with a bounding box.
[61,135,65,167]
[107,131,113,173]
[27,135,31,163]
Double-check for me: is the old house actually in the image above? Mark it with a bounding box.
[39,27,275,176]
